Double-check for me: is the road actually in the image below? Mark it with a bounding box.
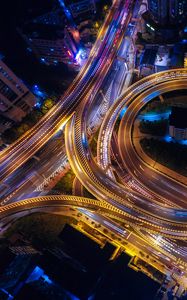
[0,1,135,204]
[65,69,187,238]
[0,0,130,183]
[1,196,187,282]
[118,80,187,207]
[0,133,68,203]
[1,0,187,289]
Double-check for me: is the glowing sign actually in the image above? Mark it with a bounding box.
[67,50,72,57]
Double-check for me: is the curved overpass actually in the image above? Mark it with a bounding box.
[98,70,187,170]
[97,69,187,208]
[98,71,187,207]
[0,194,147,231]
[118,81,187,206]
[3,194,187,268]
[0,0,130,182]
[65,69,187,238]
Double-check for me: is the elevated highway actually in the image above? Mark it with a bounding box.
[0,0,131,182]
[1,0,187,275]
[3,195,187,270]
[118,81,187,206]
[65,69,187,238]
[0,195,119,221]
[98,69,187,207]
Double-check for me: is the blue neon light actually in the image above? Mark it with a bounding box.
[163,135,187,145]
[163,135,172,143]
[139,111,171,121]
[33,85,46,99]
[26,266,44,283]
[180,139,187,145]
[119,106,127,119]
[26,266,53,285]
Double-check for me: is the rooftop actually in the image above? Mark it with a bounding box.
[141,49,157,66]
[22,22,66,40]
[169,107,187,129]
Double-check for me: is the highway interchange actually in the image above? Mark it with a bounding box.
[1,0,187,288]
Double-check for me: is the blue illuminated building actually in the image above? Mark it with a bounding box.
[0,245,41,299]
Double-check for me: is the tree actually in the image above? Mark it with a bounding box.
[2,127,18,144]
[24,110,43,126]
[43,98,54,109]
[52,170,75,194]
[16,123,30,136]
[41,98,54,114]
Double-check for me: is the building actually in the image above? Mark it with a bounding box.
[154,45,170,72]
[129,256,166,283]
[94,253,160,300]
[0,245,41,299]
[0,225,163,300]
[0,55,35,122]
[18,9,80,67]
[64,0,96,22]
[0,115,14,134]
[7,224,117,300]
[147,0,187,27]
[140,48,157,76]
[169,107,187,140]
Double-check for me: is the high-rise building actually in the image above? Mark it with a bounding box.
[169,0,187,25]
[147,0,187,26]
[169,107,187,140]
[18,9,80,67]
[0,55,35,122]
[0,245,40,299]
